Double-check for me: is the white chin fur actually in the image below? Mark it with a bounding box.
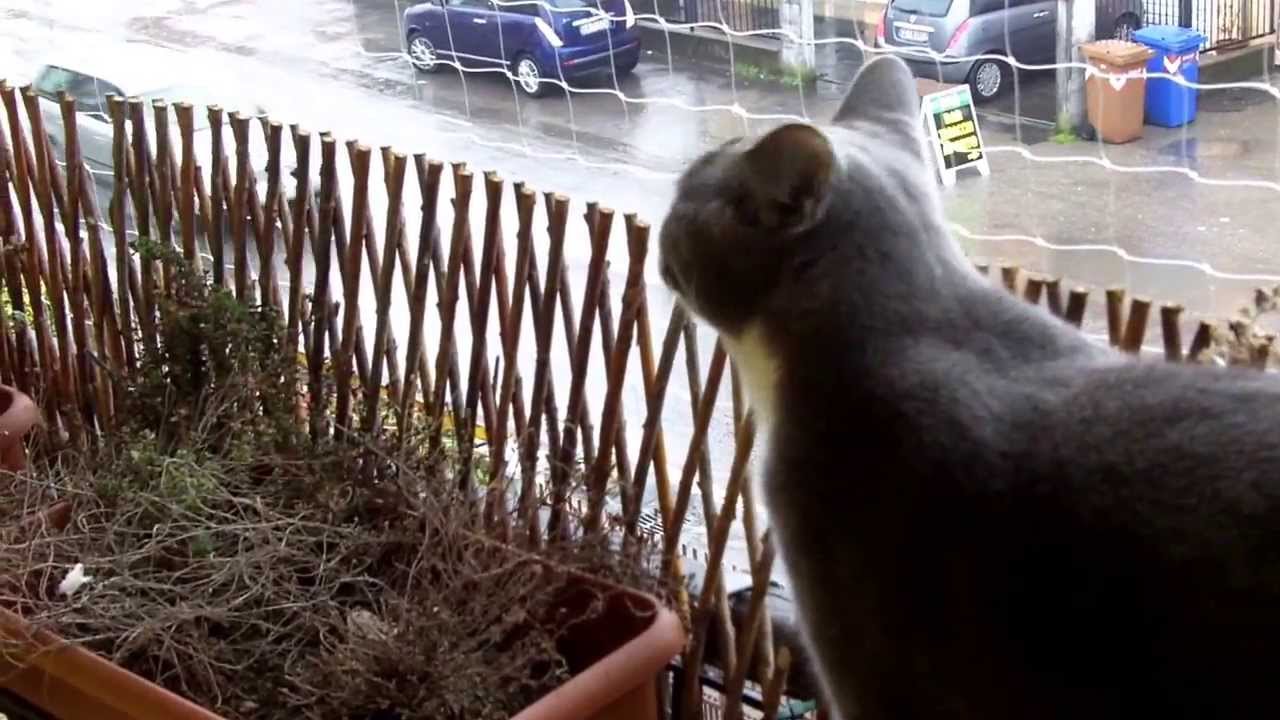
[723,322,781,434]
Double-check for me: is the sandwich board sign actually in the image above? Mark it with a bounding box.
[921,84,990,187]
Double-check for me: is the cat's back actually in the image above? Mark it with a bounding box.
[1017,358,1280,562]
[764,352,1280,719]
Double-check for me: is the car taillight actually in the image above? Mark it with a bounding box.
[876,10,886,45]
[946,17,972,53]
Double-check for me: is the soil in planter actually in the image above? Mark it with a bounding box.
[0,252,674,720]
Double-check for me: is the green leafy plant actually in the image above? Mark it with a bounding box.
[780,63,819,87]
[734,62,772,82]
[1052,114,1079,144]
[0,276,54,329]
[734,61,819,87]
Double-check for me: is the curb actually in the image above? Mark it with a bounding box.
[1198,39,1274,84]
[637,22,782,69]
[637,17,878,74]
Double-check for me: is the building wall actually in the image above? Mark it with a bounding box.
[814,0,886,37]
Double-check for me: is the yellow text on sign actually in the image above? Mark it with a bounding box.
[938,120,975,142]
[943,135,981,160]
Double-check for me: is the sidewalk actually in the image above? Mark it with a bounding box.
[948,74,1280,329]
[632,22,1280,323]
[702,17,1280,326]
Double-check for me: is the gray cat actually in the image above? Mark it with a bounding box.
[659,55,1280,719]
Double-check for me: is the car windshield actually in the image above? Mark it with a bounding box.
[891,0,954,16]
[31,65,113,113]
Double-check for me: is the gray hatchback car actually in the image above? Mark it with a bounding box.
[876,0,1144,102]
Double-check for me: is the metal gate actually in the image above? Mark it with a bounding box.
[1142,0,1275,50]
[646,0,782,32]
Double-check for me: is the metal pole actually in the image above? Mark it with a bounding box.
[1068,0,1093,130]
[1055,0,1073,130]
[800,0,815,68]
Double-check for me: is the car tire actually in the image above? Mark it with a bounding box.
[513,54,550,98]
[1113,13,1140,40]
[967,58,1008,103]
[407,33,441,73]
[613,57,639,79]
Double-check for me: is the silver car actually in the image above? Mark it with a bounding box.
[876,0,1144,102]
[29,43,311,207]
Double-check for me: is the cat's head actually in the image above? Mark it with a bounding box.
[658,55,940,336]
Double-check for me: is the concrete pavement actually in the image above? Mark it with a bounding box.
[951,76,1280,329]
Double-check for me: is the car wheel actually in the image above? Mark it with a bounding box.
[514,54,550,98]
[612,57,639,79]
[407,33,441,73]
[1113,13,1140,40]
[968,58,1007,102]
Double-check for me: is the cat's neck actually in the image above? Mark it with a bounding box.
[724,217,978,432]
[725,248,1103,434]
[722,322,783,432]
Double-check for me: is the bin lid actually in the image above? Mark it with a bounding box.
[1133,24,1207,53]
[1080,39,1155,66]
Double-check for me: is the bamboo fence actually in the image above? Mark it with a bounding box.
[0,77,1258,719]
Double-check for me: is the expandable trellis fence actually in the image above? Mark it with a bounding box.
[0,77,1269,720]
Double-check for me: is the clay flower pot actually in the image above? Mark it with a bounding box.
[512,554,685,720]
[0,532,684,720]
[0,385,38,474]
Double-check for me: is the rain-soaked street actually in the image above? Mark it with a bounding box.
[5,0,1280,588]
[7,0,1280,304]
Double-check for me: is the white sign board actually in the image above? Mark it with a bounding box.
[920,84,990,187]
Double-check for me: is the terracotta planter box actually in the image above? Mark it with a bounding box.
[0,382,682,718]
[1,522,683,720]
[0,609,222,720]
[514,565,684,720]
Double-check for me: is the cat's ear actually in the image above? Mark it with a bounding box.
[739,123,834,234]
[832,55,919,127]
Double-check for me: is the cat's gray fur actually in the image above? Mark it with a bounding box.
[659,55,1280,719]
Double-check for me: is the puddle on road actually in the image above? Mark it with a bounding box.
[1157,138,1250,162]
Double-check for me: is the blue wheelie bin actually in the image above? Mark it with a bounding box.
[1132,25,1208,127]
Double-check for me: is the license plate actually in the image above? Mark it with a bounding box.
[579,17,609,34]
[895,26,929,43]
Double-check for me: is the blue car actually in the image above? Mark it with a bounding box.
[403,0,642,98]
